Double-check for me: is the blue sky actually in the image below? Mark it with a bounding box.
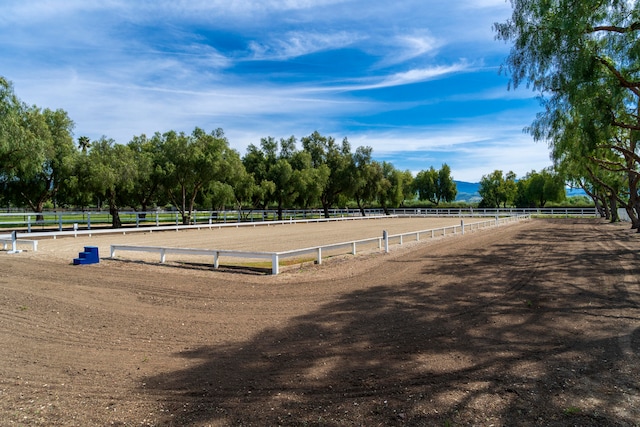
[1,0,552,182]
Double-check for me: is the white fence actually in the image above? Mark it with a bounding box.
[390,207,598,217]
[0,207,595,233]
[0,209,362,233]
[110,215,530,275]
[3,214,395,242]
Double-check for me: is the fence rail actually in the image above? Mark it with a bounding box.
[389,207,598,217]
[0,207,596,233]
[2,215,394,241]
[109,215,530,275]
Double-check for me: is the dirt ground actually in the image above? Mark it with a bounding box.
[0,217,639,426]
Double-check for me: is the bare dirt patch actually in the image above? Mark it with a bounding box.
[0,218,639,426]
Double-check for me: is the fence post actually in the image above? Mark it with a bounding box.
[317,247,322,265]
[88,212,91,230]
[58,213,63,231]
[461,219,464,235]
[7,230,21,254]
[272,254,279,275]
[383,230,389,253]
[27,215,31,233]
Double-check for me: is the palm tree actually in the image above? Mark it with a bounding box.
[77,136,91,153]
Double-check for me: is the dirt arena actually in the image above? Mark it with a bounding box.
[1,217,639,426]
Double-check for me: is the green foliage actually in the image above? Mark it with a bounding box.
[352,146,384,215]
[81,137,138,227]
[124,134,165,213]
[157,127,240,224]
[478,170,517,208]
[4,107,77,212]
[495,0,640,226]
[5,75,606,217]
[0,77,46,187]
[242,135,326,219]
[515,168,566,208]
[301,131,357,217]
[376,162,414,214]
[413,164,457,205]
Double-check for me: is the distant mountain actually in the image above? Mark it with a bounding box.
[454,181,481,202]
[566,187,587,197]
[453,181,587,202]
[455,181,480,195]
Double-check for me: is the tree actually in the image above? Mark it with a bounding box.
[125,134,165,215]
[5,108,77,214]
[159,127,241,225]
[352,146,384,216]
[436,164,457,204]
[77,136,91,153]
[413,167,438,204]
[301,131,356,218]
[495,0,640,227]
[478,170,517,208]
[413,164,457,205]
[228,162,257,216]
[378,162,410,214]
[242,141,272,210]
[263,137,299,220]
[292,152,330,210]
[0,77,46,192]
[515,168,566,208]
[82,137,137,228]
[243,136,319,219]
[399,169,416,206]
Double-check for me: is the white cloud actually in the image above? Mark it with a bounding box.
[248,31,362,60]
[317,62,469,92]
[375,63,468,88]
[464,0,511,9]
[395,34,440,58]
[348,127,551,182]
[2,0,551,184]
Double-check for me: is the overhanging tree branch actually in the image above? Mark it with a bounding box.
[588,22,640,34]
[596,56,640,97]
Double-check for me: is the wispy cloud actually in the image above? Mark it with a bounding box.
[370,63,469,89]
[248,31,362,60]
[304,62,470,92]
[373,32,442,67]
[1,0,551,182]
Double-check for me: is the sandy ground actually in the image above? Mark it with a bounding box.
[0,217,639,426]
[24,217,483,259]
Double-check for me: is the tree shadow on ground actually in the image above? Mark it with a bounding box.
[142,219,640,426]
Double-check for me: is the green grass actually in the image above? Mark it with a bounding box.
[563,406,581,416]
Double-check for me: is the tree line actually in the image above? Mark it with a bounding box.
[1,76,571,228]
